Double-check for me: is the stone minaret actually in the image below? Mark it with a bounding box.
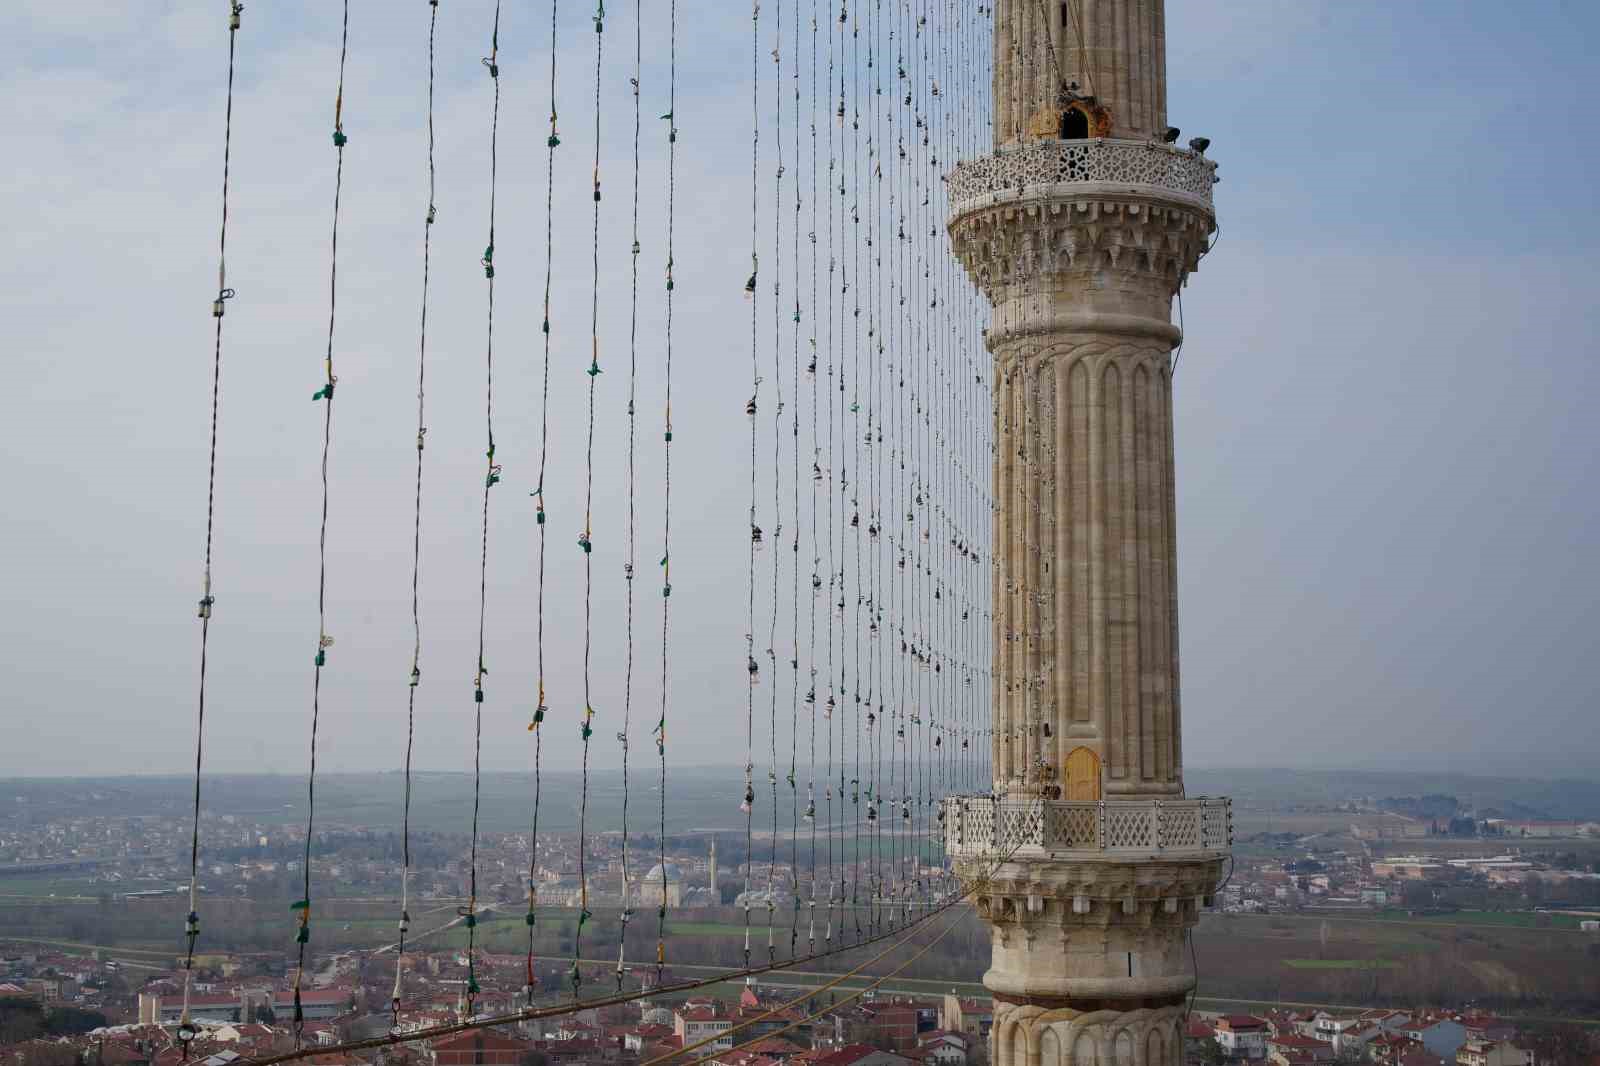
[942,3,1231,1065]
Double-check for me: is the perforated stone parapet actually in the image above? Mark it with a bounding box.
[948,139,1217,214]
[944,796,1232,861]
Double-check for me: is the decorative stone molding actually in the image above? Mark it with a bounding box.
[992,1001,1189,1066]
[951,198,1211,302]
[949,139,1217,215]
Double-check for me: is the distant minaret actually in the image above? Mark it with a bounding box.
[943,3,1232,1064]
[708,839,718,899]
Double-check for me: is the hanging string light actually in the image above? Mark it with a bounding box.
[787,0,805,959]
[821,0,839,952]
[765,0,786,965]
[526,0,562,1008]
[572,0,608,997]
[461,0,506,1021]
[617,0,644,994]
[803,0,822,959]
[743,0,762,972]
[867,0,891,929]
[179,3,245,1054]
[292,0,352,1044]
[838,0,864,941]
[655,0,679,984]
[845,0,864,946]
[393,0,440,1025]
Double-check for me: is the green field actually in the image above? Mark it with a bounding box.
[1284,958,1401,971]
[656,921,759,939]
[1366,909,1586,930]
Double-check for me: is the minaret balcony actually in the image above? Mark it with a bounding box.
[942,795,1231,862]
[948,138,1217,221]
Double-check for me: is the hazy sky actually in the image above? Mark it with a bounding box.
[4,0,1597,780]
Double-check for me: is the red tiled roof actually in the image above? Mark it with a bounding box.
[1218,1016,1267,1031]
[812,1044,893,1066]
[429,1031,532,1053]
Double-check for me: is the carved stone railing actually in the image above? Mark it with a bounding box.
[947,138,1217,217]
[943,795,1231,861]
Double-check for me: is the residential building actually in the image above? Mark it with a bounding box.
[1456,1041,1530,1066]
[675,1006,734,1053]
[427,1030,533,1066]
[1215,1017,1269,1060]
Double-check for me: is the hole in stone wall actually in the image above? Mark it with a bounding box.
[1060,106,1089,140]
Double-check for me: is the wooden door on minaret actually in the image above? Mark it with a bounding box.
[1064,746,1102,801]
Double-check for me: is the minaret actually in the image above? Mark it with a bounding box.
[709,839,718,900]
[943,3,1231,1065]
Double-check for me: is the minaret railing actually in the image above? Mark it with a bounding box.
[947,137,1217,216]
[944,795,1232,860]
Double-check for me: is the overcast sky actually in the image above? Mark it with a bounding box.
[4,0,1596,781]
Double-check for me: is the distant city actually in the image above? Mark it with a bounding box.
[1,770,1597,1066]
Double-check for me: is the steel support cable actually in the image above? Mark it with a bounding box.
[654,0,678,984]
[461,1,505,1022]
[292,0,351,1045]
[526,0,560,1006]
[179,4,244,1054]
[572,0,607,996]
[241,806,1043,1066]
[662,902,968,1066]
[617,0,643,993]
[392,0,440,1024]
[235,867,983,1066]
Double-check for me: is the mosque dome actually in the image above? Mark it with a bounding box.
[643,863,682,884]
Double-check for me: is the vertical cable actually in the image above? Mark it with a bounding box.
[766,0,786,964]
[617,0,644,994]
[803,0,822,958]
[179,4,244,1054]
[292,0,351,1045]
[822,0,838,952]
[527,0,562,1007]
[743,0,763,973]
[787,0,804,960]
[572,0,607,997]
[654,0,678,984]
[462,0,505,1022]
[393,0,440,1024]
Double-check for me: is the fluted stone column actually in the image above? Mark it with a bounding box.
[943,4,1229,1066]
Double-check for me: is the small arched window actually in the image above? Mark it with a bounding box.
[1060,105,1089,140]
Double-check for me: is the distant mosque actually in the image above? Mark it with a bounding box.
[637,862,683,908]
